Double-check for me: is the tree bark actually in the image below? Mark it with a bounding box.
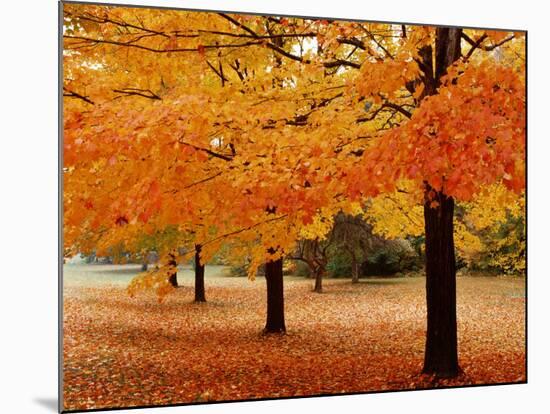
[167,253,178,288]
[313,268,323,293]
[194,244,206,302]
[435,28,462,84]
[264,255,286,333]
[351,261,359,284]
[422,189,459,377]
[416,27,462,378]
[345,246,359,284]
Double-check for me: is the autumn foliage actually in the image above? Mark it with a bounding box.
[63,269,525,411]
[62,2,526,410]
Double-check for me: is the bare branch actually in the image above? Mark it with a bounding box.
[357,102,412,123]
[461,32,515,54]
[64,35,262,53]
[337,37,366,50]
[218,13,306,64]
[323,59,361,69]
[229,59,245,82]
[178,140,234,162]
[113,88,161,100]
[217,13,258,38]
[463,33,488,60]
[358,25,394,60]
[65,10,170,38]
[205,60,229,86]
[198,29,317,39]
[484,34,515,51]
[63,86,94,105]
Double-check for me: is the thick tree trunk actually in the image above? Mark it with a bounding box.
[415,27,462,378]
[422,190,459,377]
[194,244,206,302]
[167,253,178,288]
[264,256,286,333]
[313,269,323,293]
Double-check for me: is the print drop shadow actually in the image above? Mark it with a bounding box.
[33,397,58,412]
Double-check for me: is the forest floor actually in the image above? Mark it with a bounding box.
[62,264,526,411]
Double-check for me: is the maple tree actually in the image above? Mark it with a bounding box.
[63,3,365,333]
[63,3,525,379]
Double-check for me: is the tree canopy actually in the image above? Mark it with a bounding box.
[63,3,525,377]
[64,4,524,274]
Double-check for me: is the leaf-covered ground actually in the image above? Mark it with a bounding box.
[63,264,525,411]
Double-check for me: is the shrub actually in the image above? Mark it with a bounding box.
[468,215,525,275]
[362,239,418,276]
[327,253,352,278]
[293,261,312,277]
[229,264,248,277]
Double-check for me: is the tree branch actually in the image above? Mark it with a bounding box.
[205,60,229,85]
[483,34,515,51]
[217,13,258,37]
[229,59,245,81]
[65,10,170,38]
[323,59,361,69]
[356,102,412,123]
[64,35,263,53]
[358,25,394,60]
[337,37,366,50]
[178,140,234,161]
[218,13,306,64]
[203,214,289,246]
[63,87,94,105]
[462,32,515,53]
[113,88,161,100]
[198,29,317,40]
[463,33,488,60]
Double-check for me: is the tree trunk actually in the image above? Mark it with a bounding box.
[416,27,462,378]
[313,268,323,293]
[351,261,359,284]
[167,253,178,288]
[264,256,286,333]
[194,244,206,302]
[141,262,148,272]
[422,189,459,377]
[346,247,359,284]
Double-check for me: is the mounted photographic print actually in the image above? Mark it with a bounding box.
[60,0,526,411]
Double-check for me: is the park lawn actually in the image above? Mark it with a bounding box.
[62,264,525,411]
